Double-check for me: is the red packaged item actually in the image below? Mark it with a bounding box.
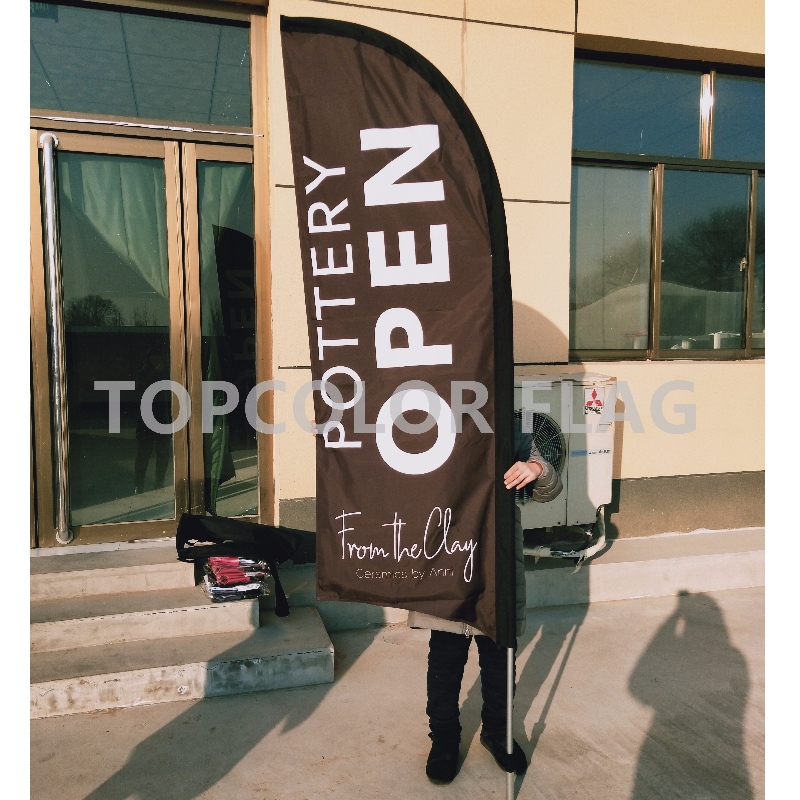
[199,552,273,602]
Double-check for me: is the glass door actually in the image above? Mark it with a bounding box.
[31,131,189,545]
[182,144,258,519]
[31,133,261,546]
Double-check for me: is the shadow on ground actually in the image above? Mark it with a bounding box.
[79,620,379,800]
[453,585,755,799]
[628,591,754,800]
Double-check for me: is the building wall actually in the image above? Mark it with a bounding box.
[266,0,765,534]
[517,361,765,480]
[576,0,765,56]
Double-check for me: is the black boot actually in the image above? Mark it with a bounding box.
[479,732,528,775]
[425,631,470,783]
[426,737,460,784]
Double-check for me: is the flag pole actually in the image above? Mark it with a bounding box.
[506,645,514,799]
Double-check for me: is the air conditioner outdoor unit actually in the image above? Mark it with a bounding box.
[514,372,617,566]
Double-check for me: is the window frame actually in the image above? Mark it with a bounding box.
[569,52,765,363]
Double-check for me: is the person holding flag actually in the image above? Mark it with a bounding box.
[408,416,562,785]
[280,14,561,794]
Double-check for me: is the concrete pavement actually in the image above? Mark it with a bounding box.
[30,586,764,800]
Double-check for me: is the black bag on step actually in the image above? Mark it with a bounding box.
[176,513,306,617]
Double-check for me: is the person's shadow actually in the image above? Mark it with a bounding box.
[79,612,379,800]
[628,591,754,800]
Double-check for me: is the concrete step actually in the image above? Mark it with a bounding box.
[31,545,193,600]
[30,585,259,653]
[31,606,334,719]
[32,526,753,715]
[523,526,765,608]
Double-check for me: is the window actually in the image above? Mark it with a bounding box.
[713,75,765,162]
[659,170,750,351]
[573,61,701,158]
[30,2,251,127]
[570,165,652,350]
[570,55,764,359]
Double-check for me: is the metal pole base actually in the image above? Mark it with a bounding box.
[507,646,514,800]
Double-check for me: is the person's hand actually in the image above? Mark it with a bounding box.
[503,460,543,490]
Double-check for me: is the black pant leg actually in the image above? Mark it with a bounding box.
[475,634,517,739]
[426,630,472,744]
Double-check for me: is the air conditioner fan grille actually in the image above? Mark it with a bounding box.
[515,410,566,475]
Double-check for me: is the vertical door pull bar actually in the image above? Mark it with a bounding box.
[39,132,73,545]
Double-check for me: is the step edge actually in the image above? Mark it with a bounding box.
[30,607,334,683]
[30,585,222,618]
[31,647,335,719]
[30,564,195,600]
[30,538,176,558]
[30,601,259,653]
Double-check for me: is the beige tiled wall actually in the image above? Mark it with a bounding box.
[517,361,765,479]
[467,0,574,31]
[464,22,574,202]
[276,0,577,33]
[273,367,317,499]
[463,19,574,365]
[577,0,764,55]
[506,201,571,363]
[270,188,308,368]
[324,0,465,18]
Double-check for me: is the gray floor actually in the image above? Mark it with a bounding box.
[30,587,764,800]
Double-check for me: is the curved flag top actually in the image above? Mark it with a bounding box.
[281,17,515,645]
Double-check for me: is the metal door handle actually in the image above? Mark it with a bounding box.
[39,132,73,545]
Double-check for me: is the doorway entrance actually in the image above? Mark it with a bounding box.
[31,130,263,546]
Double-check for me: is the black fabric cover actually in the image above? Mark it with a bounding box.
[176,513,305,617]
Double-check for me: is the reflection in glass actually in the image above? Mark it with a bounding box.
[660,170,750,350]
[56,152,175,525]
[197,161,257,517]
[573,60,701,157]
[570,165,652,350]
[713,75,765,163]
[753,176,765,348]
[31,3,251,127]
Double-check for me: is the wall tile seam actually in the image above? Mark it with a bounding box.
[505,199,571,205]
[615,470,765,480]
[545,359,765,367]
[302,0,575,35]
[273,191,573,206]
